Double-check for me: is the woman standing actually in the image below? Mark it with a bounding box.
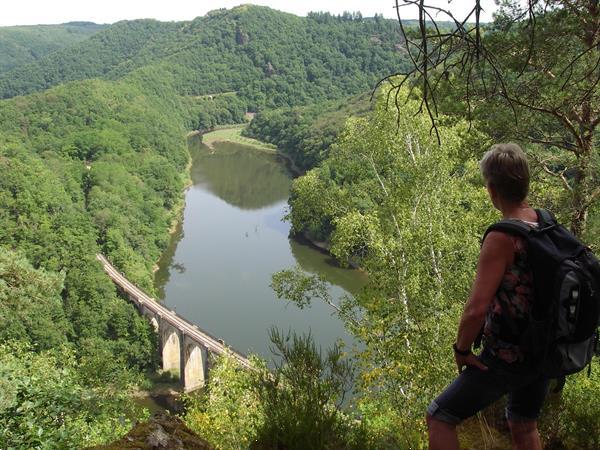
[426,143,549,450]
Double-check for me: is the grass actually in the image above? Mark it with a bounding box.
[202,125,277,152]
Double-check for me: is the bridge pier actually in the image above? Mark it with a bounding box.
[139,304,159,332]
[97,254,251,393]
[139,306,207,391]
[161,324,182,374]
[182,337,208,392]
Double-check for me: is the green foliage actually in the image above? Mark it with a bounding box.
[271,268,332,310]
[0,341,146,449]
[184,354,264,450]
[2,4,596,448]
[244,92,373,170]
[186,94,248,131]
[0,58,188,449]
[540,360,600,450]
[431,3,599,236]
[282,81,600,447]
[0,22,106,74]
[251,329,361,450]
[0,248,69,350]
[0,6,407,113]
[0,67,189,292]
[0,20,181,99]
[1,9,402,446]
[282,88,496,446]
[185,331,364,450]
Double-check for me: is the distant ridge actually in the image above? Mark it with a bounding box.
[0,22,107,74]
[0,5,407,109]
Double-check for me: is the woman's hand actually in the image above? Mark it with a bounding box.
[455,352,488,374]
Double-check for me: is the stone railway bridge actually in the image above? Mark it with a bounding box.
[97,254,252,392]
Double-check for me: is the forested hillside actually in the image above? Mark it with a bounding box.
[0,6,411,447]
[0,22,106,74]
[244,92,373,170]
[0,20,183,99]
[274,85,599,450]
[0,6,404,109]
[0,65,192,446]
[261,2,600,448]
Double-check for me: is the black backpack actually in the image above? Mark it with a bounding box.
[483,209,600,378]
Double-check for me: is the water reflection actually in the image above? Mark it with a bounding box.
[189,136,292,210]
[154,137,366,358]
[155,219,183,300]
[289,238,367,297]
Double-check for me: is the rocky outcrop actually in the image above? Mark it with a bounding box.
[236,26,250,45]
[265,62,275,76]
[88,413,212,450]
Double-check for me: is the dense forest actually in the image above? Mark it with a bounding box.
[0,67,193,447]
[0,2,598,449]
[0,22,106,74]
[0,7,406,106]
[244,92,373,170]
[0,6,411,447]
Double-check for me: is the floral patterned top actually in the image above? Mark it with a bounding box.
[482,232,535,364]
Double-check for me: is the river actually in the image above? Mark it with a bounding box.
[154,134,366,361]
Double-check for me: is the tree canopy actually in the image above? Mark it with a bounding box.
[0,5,407,112]
[388,0,599,236]
[0,22,106,74]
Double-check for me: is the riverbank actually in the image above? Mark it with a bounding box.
[152,149,193,274]
[148,131,365,409]
[198,124,277,152]
[172,155,194,227]
[294,234,362,270]
[189,124,304,177]
[155,125,281,276]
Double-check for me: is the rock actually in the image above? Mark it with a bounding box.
[265,62,275,76]
[145,423,172,447]
[236,26,250,45]
[87,413,212,450]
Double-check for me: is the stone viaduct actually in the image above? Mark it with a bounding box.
[97,254,252,392]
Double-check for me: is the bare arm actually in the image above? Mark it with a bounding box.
[454,231,514,371]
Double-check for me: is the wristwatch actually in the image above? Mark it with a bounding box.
[453,342,472,356]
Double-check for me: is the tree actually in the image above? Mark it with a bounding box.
[0,248,69,350]
[277,89,496,446]
[251,329,357,450]
[385,1,599,236]
[185,330,361,450]
[0,342,144,449]
[280,82,600,448]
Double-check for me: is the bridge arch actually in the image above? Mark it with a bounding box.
[183,339,207,392]
[96,254,252,390]
[161,324,181,375]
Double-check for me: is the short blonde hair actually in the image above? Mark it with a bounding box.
[480,143,529,203]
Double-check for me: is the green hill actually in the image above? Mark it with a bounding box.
[0,63,197,446]
[0,19,182,98]
[0,22,106,74]
[0,6,406,109]
[245,91,374,170]
[0,6,410,447]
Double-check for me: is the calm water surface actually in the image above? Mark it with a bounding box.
[154,136,366,359]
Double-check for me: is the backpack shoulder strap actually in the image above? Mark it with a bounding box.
[536,208,557,228]
[483,219,532,244]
